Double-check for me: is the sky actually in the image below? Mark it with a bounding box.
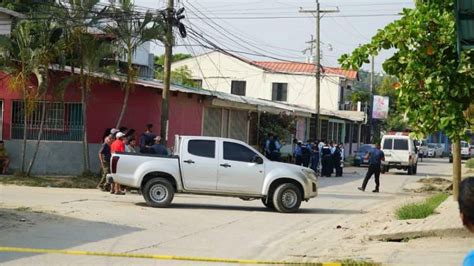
[134,0,415,72]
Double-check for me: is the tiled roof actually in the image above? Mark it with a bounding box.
[251,61,358,80]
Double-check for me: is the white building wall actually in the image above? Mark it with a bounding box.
[172,52,346,111]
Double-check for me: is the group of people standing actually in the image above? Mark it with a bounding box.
[97,123,169,194]
[293,139,344,177]
[262,133,345,178]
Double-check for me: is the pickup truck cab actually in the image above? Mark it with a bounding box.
[109,136,319,213]
[381,132,418,175]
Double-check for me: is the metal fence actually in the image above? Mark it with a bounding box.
[11,101,83,141]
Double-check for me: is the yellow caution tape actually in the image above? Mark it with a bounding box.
[0,246,343,265]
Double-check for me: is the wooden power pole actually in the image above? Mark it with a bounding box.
[300,1,338,140]
[161,0,174,146]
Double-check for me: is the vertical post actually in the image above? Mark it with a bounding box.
[315,0,321,141]
[453,139,461,200]
[161,0,174,146]
[357,122,362,151]
[369,55,374,143]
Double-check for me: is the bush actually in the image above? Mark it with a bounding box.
[466,158,474,169]
[396,193,449,220]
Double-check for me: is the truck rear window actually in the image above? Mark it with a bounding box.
[394,139,409,150]
[188,140,215,158]
[383,139,393,150]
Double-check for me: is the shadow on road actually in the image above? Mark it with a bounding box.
[135,202,363,215]
[0,209,141,264]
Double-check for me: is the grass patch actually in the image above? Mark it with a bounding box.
[14,206,31,212]
[396,193,449,220]
[0,174,99,189]
[466,158,474,169]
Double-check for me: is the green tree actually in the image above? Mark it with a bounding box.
[106,0,165,128]
[339,0,474,198]
[375,75,408,132]
[58,0,109,173]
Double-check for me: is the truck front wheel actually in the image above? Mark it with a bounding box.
[143,177,174,208]
[272,183,302,213]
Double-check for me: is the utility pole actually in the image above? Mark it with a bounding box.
[161,0,174,146]
[300,1,338,140]
[369,55,374,143]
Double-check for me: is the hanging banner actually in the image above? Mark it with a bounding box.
[372,95,389,119]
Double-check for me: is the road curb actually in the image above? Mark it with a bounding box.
[367,227,469,241]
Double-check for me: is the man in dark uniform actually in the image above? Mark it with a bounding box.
[321,141,332,177]
[358,143,385,192]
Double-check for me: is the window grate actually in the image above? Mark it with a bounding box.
[11,101,83,141]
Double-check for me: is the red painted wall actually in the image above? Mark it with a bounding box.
[0,72,204,147]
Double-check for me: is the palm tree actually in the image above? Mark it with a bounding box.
[0,6,66,176]
[106,0,164,127]
[25,13,66,176]
[58,0,109,173]
[0,20,40,174]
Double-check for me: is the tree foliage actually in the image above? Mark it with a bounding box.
[258,113,296,145]
[339,0,474,141]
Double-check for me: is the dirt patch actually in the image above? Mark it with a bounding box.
[404,177,452,193]
[0,175,99,189]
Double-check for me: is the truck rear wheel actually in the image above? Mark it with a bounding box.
[143,177,174,208]
[272,183,302,213]
[407,165,414,175]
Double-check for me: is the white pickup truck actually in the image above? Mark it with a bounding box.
[109,136,318,213]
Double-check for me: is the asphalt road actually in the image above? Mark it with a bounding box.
[0,157,469,265]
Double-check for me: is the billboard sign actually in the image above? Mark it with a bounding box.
[372,95,389,119]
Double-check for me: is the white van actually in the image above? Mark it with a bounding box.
[381,133,418,175]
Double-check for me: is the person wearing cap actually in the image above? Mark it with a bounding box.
[110,132,126,195]
[151,136,168,156]
[459,177,474,266]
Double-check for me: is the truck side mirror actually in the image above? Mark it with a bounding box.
[253,155,264,164]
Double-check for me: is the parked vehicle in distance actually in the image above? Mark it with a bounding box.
[381,132,418,175]
[449,140,472,163]
[108,136,319,213]
[427,143,443,158]
[436,143,447,157]
[353,144,375,166]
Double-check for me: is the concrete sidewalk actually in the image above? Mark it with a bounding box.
[367,195,469,241]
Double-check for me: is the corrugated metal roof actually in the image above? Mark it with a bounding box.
[54,66,364,122]
[252,61,358,80]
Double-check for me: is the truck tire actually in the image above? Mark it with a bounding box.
[272,183,302,213]
[143,177,174,208]
[407,165,414,175]
[261,198,275,209]
[413,164,417,174]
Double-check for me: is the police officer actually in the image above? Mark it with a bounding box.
[358,143,385,193]
[321,141,332,177]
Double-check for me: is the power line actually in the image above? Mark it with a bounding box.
[186,14,401,20]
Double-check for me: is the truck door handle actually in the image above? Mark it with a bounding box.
[184,159,195,164]
[220,163,231,168]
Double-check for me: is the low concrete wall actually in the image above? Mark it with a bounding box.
[5,140,101,175]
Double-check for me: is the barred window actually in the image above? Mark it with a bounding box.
[11,101,83,141]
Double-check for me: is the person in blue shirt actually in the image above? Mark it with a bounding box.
[150,136,169,156]
[358,143,385,192]
[265,133,281,161]
[310,140,320,173]
[294,140,303,166]
[459,177,474,266]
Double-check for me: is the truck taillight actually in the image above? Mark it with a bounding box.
[111,156,119,174]
[409,155,412,161]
